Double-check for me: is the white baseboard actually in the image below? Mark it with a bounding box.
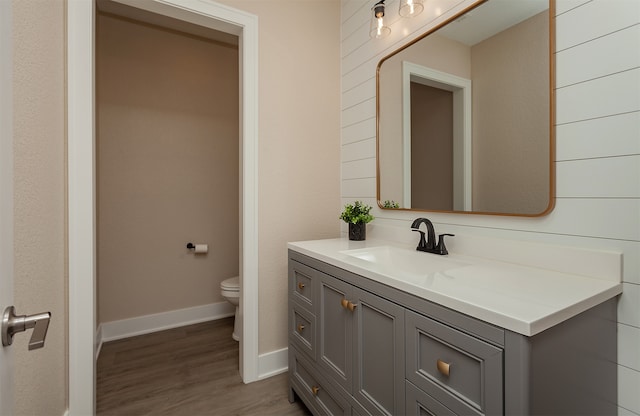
[258,347,289,380]
[96,301,235,356]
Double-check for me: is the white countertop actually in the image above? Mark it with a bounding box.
[288,238,623,336]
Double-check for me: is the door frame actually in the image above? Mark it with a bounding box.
[401,62,472,211]
[67,1,259,413]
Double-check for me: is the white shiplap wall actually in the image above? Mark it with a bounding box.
[340,0,640,414]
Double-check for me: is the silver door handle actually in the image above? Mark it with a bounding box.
[2,306,51,350]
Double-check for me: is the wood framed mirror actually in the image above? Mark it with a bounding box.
[377,0,555,216]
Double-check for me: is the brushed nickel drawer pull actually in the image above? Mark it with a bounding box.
[312,386,320,395]
[437,359,451,377]
[297,324,305,332]
[298,282,305,290]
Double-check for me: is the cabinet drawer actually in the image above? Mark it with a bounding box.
[290,304,316,360]
[406,380,458,416]
[290,261,315,309]
[290,346,350,416]
[406,311,502,415]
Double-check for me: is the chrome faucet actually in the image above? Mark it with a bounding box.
[411,218,454,255]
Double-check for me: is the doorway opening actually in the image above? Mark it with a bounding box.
[67,0,259,413]
[401,62,472,211]
[95,0,240,366]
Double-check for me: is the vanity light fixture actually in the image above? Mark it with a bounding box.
[399,0,424,18]
[370,0,391,39]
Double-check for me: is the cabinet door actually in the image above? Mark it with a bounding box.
[318,272,353,393]
[353,287,405,416]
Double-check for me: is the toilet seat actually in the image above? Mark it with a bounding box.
[221,276,239,292]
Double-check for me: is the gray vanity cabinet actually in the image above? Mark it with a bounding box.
[288,249,618,416]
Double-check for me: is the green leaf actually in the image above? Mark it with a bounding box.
[339,200,374,224]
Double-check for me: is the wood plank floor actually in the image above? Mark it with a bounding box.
[97,318,311,415]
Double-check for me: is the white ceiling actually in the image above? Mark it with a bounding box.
[438,0,549,46]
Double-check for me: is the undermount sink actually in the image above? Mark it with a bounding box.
[340,245,470,277]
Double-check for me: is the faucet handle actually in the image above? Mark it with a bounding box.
[436,233,455,255]
[412,229,427,251]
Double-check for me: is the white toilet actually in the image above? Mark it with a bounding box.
[220,276,240,341]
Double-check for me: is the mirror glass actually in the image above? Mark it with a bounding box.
[377,0,554,216]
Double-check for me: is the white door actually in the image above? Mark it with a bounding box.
[0,1,14,414]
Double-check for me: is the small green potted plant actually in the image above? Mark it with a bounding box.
[339,200,374,241]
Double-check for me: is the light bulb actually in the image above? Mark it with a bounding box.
[399,0,424,18]
[370,1,391,39]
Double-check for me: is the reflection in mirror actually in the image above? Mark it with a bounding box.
[377,0,554,216]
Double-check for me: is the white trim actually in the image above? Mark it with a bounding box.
[96,302,234,351]
[402,62,472,211]
[257,347,289,380]
[401,62,413,209]
[238,11,260,384]
[67,1,96,414]
[68,0,260,413]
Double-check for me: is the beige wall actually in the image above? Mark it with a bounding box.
[97,14,240,323]
[12,0,67,414]
[471,11,550,214]
[216,0,341,354]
